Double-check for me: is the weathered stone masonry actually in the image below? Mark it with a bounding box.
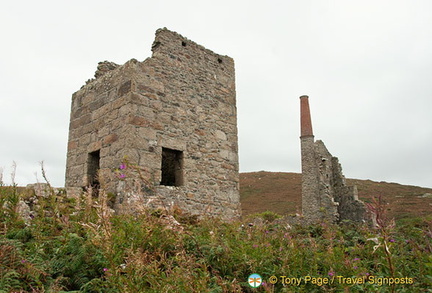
[65,28,241,219]
[300,95,367,223]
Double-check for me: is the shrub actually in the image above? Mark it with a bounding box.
[1,185,431,291]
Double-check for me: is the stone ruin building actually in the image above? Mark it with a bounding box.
[63,27,368,222]
[300,95,367,224]
[65,28,241,219]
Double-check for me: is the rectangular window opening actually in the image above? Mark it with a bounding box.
[161,148,184,187]
[87,150,100,189]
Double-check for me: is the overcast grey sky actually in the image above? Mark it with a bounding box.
[1,0,431,188]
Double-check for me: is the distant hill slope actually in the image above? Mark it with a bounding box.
[240,171,432,220]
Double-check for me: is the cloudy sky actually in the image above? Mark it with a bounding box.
[1,0,431,188]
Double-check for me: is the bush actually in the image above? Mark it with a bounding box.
[1,186,431,291]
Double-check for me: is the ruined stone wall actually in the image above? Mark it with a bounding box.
[314,140,366,223]
[65,28,240,219]
[329,156,367,223]
[300,96,367,224]
[313,140,340,222]
[301,136,324,223]
[301,137,339,223]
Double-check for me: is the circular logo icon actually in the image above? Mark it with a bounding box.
[248,273,262,288]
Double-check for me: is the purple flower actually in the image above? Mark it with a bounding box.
[103,268,108,272]
[353,258,360,261]
[389,239,396,243]
[119,163,126,170]
[119,174,126,179]
[353,266,358,269]
[328,271,335,276]
[21,259,27,263]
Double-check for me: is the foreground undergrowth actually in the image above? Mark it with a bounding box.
[1,182,431,292]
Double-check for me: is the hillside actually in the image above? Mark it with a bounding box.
[240,171,432,220]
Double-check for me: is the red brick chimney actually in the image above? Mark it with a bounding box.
[300,95,314,137]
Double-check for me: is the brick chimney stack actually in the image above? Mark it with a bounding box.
[300,95,314,138]
[299,95,320,223]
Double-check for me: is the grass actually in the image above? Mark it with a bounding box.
[1,182,432,292]
[1,165,431,292]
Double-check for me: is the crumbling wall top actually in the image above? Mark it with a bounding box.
[94,61,120,78]
[151,28,234,70]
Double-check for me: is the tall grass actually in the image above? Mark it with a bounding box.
[0,164,431,292]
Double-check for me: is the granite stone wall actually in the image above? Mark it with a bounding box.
[65,28,241,219]
[300,96,367,224]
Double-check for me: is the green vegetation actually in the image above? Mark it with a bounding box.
[1,183,431,292]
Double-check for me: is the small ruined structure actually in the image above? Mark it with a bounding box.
[65,28,240,219]
[300,95,367,223]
